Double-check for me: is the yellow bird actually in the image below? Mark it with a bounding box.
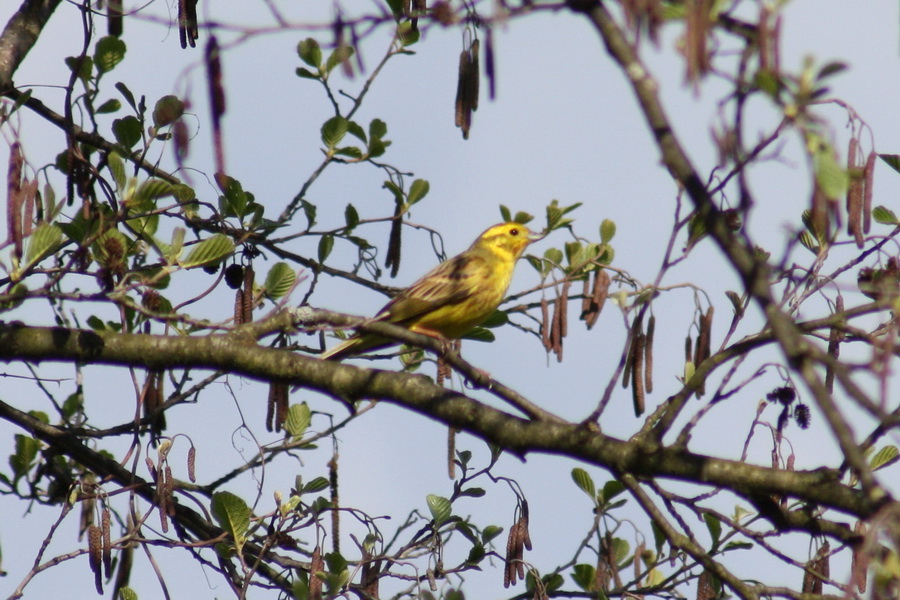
[321,222,542,360]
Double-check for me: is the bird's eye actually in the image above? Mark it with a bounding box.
[510,228,519,236]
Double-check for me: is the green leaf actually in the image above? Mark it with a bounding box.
[426,494,452,526]
[499,205,512,222]
[300,199,317,229]
[10,434,39,480]
[181,234,234,268]
[466,543,485,564]
[134,178,174,204]
[514,210,534,225]
[118,588,138,600]
[816,61,847,80]
[152,95,185,128]
[873,206,898,225]
[325,45,354,74]
[297,38,322,68]
[407,179,430,206]
[302,476,330,494]
[23,223,64,270]
[113,115,142,149]
[321,116,348,151]
[334,146,362,158]
[479,309,508,328]
[601,480,625,503]
[369,118,387,140]
[65,56,93,81]
[264,262,296,300]
[115,81,137,111]
[870,445,900,472]
[544,247,563,266]
[704,513,722,548]
[318,235,334,263]
[324,551,348,574]
[346,121,367,143]
[344,204,359,230]
[96,98,121,114]
[571,468,596,499]
[482,524,503,544]
[461,327,494,342]
[367,138,388,158]
[879,154,900,175]
[811,138,849,199]
[107,151,126,189]
[571,564,595,591]
[94,36,127,73]
[397,21,419,46]
[284,402,311,438]
[211,491,251,552]
[296,67,319,80]
[600,219,616,243]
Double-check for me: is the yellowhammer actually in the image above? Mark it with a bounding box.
[321,222,542,360]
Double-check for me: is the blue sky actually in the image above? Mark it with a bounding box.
[2,0,900,597]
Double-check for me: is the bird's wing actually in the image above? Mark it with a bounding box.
[378,253,482,325]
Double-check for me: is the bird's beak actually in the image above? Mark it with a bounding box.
[528,230,546,243]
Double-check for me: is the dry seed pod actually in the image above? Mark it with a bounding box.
[7,142,24,259]
[802,542,830,593]
[329,456,340,554]
[447,427,457,479]
[503,521,523,588]
[540,298,551,351]
[178,0,199,48]
[242,264,255,323]
[309,546,324,600]
[863,150,876,233]
[468,39,480,113]
[847,138,864,248]
[696,569,715,600]
[585,269,610,330]
[485,28,496,100]
[385,213,403,277]
[88,524,103,593]
[825,295,843,393]
[581,276,592,316]
[22,179,36,237]
[644,314,655,394]
[559,279,570,339]
[454,39,480,139]
[102,507,112,577]
[145,456,157,480]
[550,293,563,362]
[144,370,165,437]
[112,538,134,600]
[187,446,196,483]
[623,312,644,389]
[851,521,868,592]
[520,501,532,551]
[694,306,713,396]
[164,465,175,516]
[234,288,245,324]
[157,468,169,533]
[107,0,123,36]
[632,331,646,417]
[275,383,289,432]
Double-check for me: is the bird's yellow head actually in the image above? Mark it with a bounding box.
[470,222,542,261]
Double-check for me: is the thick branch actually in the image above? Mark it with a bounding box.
[0,0,63,90]
[0,319,884,533]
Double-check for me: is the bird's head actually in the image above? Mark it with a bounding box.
[473,222,544,261]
